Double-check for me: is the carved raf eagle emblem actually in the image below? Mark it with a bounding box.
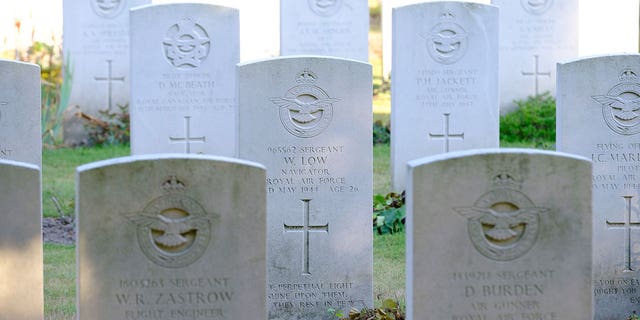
[127,213,211,247]
[270,97,339,124]
[454,207,548,242]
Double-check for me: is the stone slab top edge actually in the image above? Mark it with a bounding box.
[407,148,592,169]
[557,52,640,66]
[130,2,239,13]
[0,59,40,71]
[392,1,498,12]
[76,153,266,174]
[236,54,373,68]
[0,158,40,171]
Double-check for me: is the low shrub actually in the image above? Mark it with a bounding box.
[373,191,405,235]
[500,92,555,145]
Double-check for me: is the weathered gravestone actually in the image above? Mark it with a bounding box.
[390,2,499,192]
[0,60,41,167]
[491,0,578,113]
[130,3,239,156]
[0,160,43,320]
[280,0,369,61]
[76,155,266,319]
[557,54,640,319]
[406,149,592,320]
[238,56,373,319]
[63,0,149,140]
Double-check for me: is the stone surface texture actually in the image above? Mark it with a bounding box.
[407,149,592,320]
[238,56,373,319]
[130,3,239,156]
[76,154,266,319]
[391,1,499,191]
[0,160,43,320]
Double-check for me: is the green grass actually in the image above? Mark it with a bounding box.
[44,244,75,320]
[373,232,405,306]
[42,144,130,218]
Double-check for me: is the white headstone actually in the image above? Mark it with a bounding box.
[76,154,266,319]
[390,2,499,191]
[63,0,149,113]
[130,3,239,156]
[0,60,41,167]
[280,0,369,61]
[0,160,43,320]
[406,149,592,320]
[238,56,373,319]
[557,54,640,319]
[492,0,578,113]
[381,0,490,78]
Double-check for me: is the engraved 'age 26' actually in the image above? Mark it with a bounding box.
[454,170,548,261]
[270,69,339,138]
[125,176,215,268]
[592,68,640,135]
[163,18,211,70]
[423,12,468,65]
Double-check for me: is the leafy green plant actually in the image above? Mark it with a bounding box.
[373,192,405,235]
[83,104,130,146]
[332,299,405,320]
[373,120,390,145]
[42,54,72,146]
[500,92,555,146]
[628,311,639,320]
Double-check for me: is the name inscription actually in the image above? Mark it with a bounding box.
[115,277,232,320]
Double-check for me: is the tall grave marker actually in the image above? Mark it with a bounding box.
[407,149,592,320]
[280,0,369,61]
[130,3,239,156]
[557,54,640,319]
[238,56,373,319]
[390,2,499,191]
[130,4,238,156]
[0,60,41,167]
[492,0,578,113]
[0,160,43,320]
[76,155,266,319]
[63,0,149,118]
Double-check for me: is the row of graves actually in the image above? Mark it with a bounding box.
[0,1,639,319]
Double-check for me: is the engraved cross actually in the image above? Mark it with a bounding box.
[429,113,464,152]
[284,199,329,275]
[169,116,206,154]
[606,196,640,272]
[94,59,125,111]
[521,54,551,96]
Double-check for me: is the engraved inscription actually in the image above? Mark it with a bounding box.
[284,199,329,275]
[423,12,468,65]
[592,68,640,135]
[307,0,344,17]
[116,276,232,319]
[520,0,553,15]
[451,269,556,319]
[455,171,547,261]
[169,116,206,154]
[163,19,211,70]
[125,177,214,268]
[268,281,364,313]
[271,70,338,138]
[428,113,464,152]
[94,59,125,111]
[521,55,551,96]
[606,196,640,272]
[91,0,126,19]
[415,68,479,109]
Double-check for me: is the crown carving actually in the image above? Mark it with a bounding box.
[620,68,638,83]
[296,69,318,83]
[162,176,185,192]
